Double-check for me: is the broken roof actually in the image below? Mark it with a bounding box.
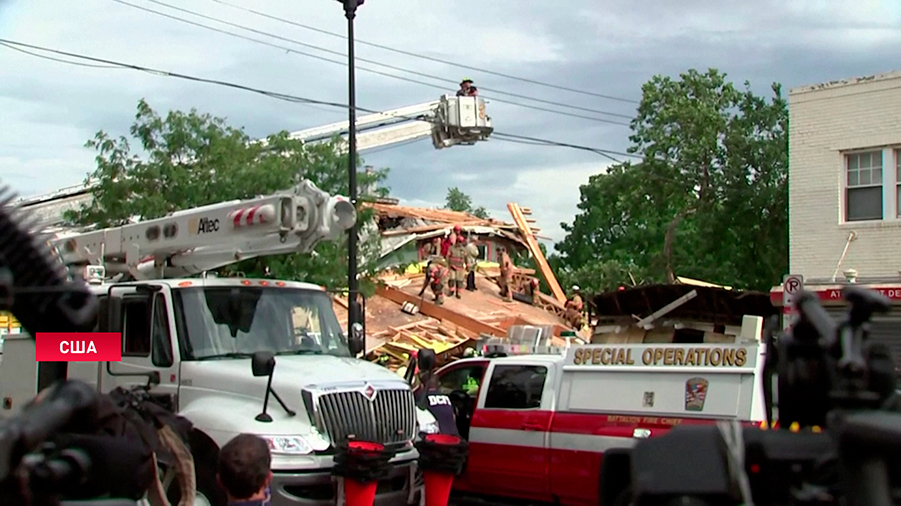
[364,200,541,239]
[592,283,776,326]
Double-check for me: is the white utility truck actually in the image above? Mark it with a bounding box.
[431,316,767,505]
[0,179,438,506]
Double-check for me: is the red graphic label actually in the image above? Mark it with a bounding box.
[35,333,122,362]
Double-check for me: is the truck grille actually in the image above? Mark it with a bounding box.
[314,388,416,446]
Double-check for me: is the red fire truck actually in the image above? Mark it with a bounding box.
[431,338,766,505]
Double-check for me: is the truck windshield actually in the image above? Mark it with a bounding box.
[172,286,350,360]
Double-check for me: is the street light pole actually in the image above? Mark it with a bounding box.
[340,0,361,333]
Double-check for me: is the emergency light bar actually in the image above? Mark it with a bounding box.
[482,343,568,357]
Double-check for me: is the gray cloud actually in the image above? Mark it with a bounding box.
[3,0,901,244]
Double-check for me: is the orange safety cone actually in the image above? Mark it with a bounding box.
[341,441,385,506]
[421,434,462,506]
[343,477,378,506]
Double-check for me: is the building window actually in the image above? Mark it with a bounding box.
[845,151,883,222]
[897,150,901,217]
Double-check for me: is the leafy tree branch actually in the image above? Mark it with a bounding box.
[64,99,390,292]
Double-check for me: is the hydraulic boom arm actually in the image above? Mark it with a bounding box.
[50,180,355,281]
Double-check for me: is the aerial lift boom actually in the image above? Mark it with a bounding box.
[18,95,493,232]
[50,179,355,281]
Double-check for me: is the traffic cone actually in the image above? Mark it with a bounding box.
[422,434,461,506]
[343,476,377,506]
[341,441,384,506]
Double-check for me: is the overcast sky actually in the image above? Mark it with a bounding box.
[2,1,901,245]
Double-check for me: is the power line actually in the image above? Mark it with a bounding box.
[0,42,122,69]
[143,0,632,119]
[111,0,631,126]
[0,38,636,160]
[492,132,639,161]
[207,0,638,105]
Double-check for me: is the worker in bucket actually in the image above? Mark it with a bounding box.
[456,78,478,97]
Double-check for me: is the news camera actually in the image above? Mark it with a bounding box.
[0,183,158,506]
[607,285,901,506]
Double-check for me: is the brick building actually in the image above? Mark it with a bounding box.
[771,70,901,375]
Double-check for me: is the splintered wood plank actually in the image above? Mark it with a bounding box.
[376,286,507,338]
[507,202,566,303]
[407,333,433,348]
[455,326,477,339]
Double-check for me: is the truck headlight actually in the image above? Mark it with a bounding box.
[262,436,313,455]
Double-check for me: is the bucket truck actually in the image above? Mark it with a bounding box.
[15,94,494,234]
[0,179,438,506]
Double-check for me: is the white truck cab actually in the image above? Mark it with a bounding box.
[0,277,429,505]
[0,180,434,506]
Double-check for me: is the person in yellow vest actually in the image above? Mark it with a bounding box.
[445,231,468,299]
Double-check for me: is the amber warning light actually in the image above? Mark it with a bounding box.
[35,333,122,362]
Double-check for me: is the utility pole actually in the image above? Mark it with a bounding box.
[337,0,362,333]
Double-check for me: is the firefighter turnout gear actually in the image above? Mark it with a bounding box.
[498,247,514,302]
[425,260,448,305]
[446,239,468,298]
[529,278,541,305]
[565,286,584,329]
[465,241,478,291]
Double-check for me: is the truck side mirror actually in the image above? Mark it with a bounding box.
[349,322,364,356]
[418,348,437,373]
[251,351,275,377]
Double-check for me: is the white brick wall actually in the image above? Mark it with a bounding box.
[789,71,901,282]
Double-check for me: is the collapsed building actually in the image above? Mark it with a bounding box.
[333,198,587,371]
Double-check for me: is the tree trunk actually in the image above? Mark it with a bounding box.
[663,208,696,284]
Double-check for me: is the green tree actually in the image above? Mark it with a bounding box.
[554,68,788,293]
[444,186,489,219]
[64,99,390,292]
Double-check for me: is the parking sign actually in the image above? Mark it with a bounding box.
[782,274,804,308]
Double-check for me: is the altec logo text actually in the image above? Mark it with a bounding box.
[35,333,122,362]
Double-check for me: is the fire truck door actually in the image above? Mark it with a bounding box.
[467,363,554,499]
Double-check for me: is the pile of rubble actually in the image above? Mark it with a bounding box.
[332,199,588,369]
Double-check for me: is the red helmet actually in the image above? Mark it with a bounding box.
[453,224,462,232]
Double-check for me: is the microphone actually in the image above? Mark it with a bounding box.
[0,182,97,334]
[0,381,100,480]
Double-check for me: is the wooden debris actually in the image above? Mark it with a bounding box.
[365,317,479,371]
[507,202,566,303]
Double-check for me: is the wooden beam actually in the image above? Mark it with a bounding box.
[376,285,507,338]
[507,203,566,303]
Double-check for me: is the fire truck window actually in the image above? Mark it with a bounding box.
[122,298,152,357]
[151,293,174,367]
[484,365,547,410]
[438,366,485,396]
